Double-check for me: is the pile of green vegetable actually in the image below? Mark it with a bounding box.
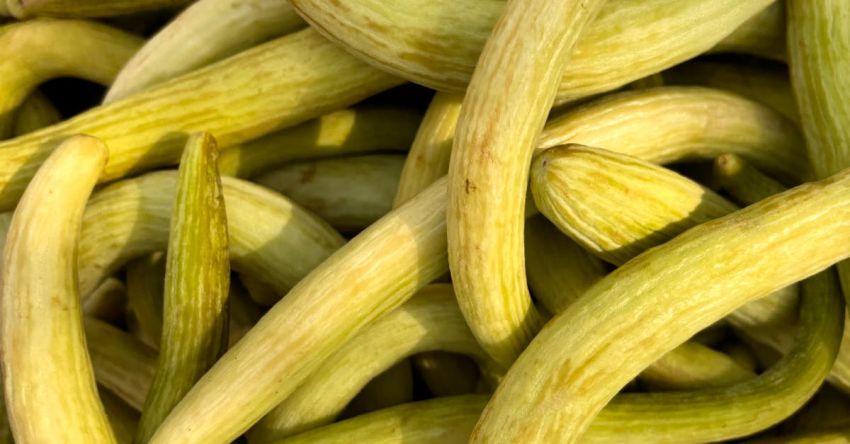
[0,0,848,442]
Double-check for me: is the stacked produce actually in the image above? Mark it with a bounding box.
[0,0,847,442]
